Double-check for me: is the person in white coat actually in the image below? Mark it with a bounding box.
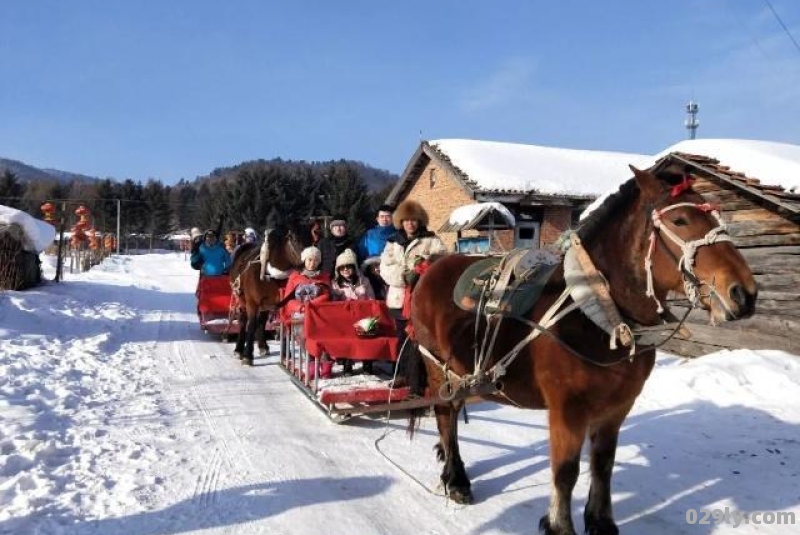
[379,199,446,389]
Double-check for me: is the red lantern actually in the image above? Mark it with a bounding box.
[40,202,56,222]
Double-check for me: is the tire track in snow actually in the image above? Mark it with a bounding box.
[193,447,223,507]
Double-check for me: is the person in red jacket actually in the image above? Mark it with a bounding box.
[284,246,331,318]
[283,246,333,379]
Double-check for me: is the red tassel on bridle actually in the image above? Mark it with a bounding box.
[670,174,694,197]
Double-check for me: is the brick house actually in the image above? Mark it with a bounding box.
[385,139,650,251]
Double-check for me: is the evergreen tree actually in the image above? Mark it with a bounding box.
[143,180,172,236]
[321,163,371,237]
[0,170,23,208]
[94,179,118,233]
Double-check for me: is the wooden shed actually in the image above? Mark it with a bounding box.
[650,151,800,355]
[386,139,650,251]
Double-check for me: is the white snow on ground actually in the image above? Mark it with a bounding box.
[1,252,798,534]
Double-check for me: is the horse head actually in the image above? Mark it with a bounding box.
[596,166,757,324]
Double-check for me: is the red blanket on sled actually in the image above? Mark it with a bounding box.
[303,300,398,361]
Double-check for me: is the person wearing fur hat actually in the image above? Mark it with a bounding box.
[380,199,446,389]
[331,248,376,375]
[318,216,354,277]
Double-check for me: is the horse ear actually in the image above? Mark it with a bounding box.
[629,165,664,200]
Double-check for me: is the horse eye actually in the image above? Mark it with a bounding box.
[671,217,689,226]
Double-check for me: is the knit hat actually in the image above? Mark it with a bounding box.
[244,227,257,240]
[335,248,358,270]
[300,246,322,264]
[190,227,202,240]
[392,199,429,229]
[329,217,347,229]
[204,229,217,239]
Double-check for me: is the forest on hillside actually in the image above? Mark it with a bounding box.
[0,159,397,239]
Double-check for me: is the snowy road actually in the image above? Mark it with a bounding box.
[2,253,799,535]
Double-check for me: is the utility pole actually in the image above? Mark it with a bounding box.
[116,199,121,255]
[685,100,699,140]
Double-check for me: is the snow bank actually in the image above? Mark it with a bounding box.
[0,204,56,252]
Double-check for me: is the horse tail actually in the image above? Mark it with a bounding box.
[404,339,428,438]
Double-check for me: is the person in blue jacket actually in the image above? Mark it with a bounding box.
[357,204,395,299]
[191,229,231,276]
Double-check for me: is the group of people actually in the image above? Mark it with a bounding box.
[190,199,446,387]
[189,225,260,276]
[282,200,445,385]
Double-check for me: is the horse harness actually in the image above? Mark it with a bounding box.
[416,197,733,405]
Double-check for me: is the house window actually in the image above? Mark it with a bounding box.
[429,168,437,188]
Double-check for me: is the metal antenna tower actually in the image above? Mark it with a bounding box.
[685,100,699,140]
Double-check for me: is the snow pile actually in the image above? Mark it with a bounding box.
[0,204,56,252]
[447,201,516,227]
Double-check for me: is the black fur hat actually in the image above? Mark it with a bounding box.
[392,199,429,229]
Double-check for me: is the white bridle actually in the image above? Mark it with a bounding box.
[644,201,732,314]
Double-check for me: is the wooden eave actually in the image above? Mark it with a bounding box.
[651,152,800,223]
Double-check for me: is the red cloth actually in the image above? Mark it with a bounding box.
[196,275,232,314]
[283,270,331,318]
[400,259,431,320]
[303,300,399,361]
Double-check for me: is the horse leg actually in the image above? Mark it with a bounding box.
[434,401,472,504]
[256,310,268,355]
[583,406,631,535]
[539,407,587,535]
[242,303,258,366]
[234,307,247,357]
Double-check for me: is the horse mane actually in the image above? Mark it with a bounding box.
[232,241,259,264]
[576,178,638,243]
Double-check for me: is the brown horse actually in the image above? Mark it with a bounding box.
[407,167,757,535]
[230,222,308,365]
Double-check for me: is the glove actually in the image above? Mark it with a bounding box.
[190,236,202,255]
[403,270,419,286]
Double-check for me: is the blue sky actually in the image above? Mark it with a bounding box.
[1,0,798,184]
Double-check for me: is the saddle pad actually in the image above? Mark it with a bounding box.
[453,250,560,318]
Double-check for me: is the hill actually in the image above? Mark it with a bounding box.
[0,157,100,184]
[203,158,397,192]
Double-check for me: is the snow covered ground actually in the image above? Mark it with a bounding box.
[1,252,798,535]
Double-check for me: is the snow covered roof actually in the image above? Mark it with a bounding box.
[656,139,800,193]
[428,139,652,196]
[582,139,800,221]
[439,202,516,233]
[0,204,56,252]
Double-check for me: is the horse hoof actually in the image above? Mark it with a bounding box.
[584,519,619,535]
[538,516,576,535]
[447,486,473,505]
[240,357,254,367]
